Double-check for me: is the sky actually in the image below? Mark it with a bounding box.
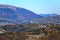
[0,0,60,14]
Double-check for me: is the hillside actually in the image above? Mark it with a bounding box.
[0,5,40,26]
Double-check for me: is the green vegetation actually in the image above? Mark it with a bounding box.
[0,24,60,40]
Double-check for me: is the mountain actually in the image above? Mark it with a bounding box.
[39,14,58,17]
[0,4,60,26]
[0,4,40,26]
[38,14,60,24]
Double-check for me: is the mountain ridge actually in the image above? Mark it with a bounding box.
[0,5,41,26]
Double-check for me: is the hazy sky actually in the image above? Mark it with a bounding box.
[0,0,60,14]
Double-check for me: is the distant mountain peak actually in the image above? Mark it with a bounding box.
[39,14,58,17]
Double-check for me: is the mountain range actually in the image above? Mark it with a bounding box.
[0,5,41,26]
[38,14,60,24]
[39,14,58,17]
[0,5,60,26]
